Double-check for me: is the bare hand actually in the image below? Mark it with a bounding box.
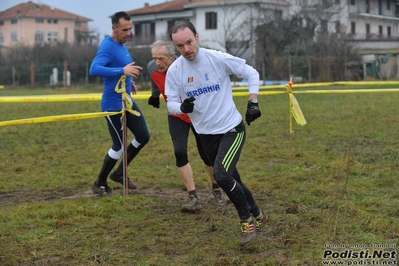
[123,62,143,78]
[131,80,137,95]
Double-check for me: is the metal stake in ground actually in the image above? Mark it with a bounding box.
[122,99,128,197]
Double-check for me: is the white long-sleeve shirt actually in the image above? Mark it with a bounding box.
[165,48,259,134]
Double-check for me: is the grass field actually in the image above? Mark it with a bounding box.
[0,83,398,265]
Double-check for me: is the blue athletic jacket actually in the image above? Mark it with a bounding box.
[90,36,134,111]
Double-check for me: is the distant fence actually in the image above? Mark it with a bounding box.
[0,61,150,88]
[0,55,397,87]
[255,55,395,83]
[0,61,98,87]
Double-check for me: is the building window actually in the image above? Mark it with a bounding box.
[335,21,340,33]
[47,19,52,23]
[11,31,18,44]
[365,0,370,13]
[274,10,283,20]
[365,23,370,39]
[35,18,44,23]
[387,26,391,37]
[378,25,383,37]
[350,0,355,5]
[35,31,45,43]
[351,22,356,35]
[47,31,58,43]
[64,28,68,41]
[0,21,3,26]
[320,19,328,33]
[136,22,154,37]
[11,19,17,24]
[142,23,151,36]
[0,33,4,44]
[75,21,81,27]
[54,19,58,24]
[168,20,175,33]
[205,12,217,30]
[387,0,391,11]
[134,22,155,45]
[322,0,333,8]
[335,0,340,4]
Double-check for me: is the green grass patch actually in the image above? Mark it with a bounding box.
[0,85,398,265]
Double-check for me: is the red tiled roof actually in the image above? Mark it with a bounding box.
[0,1,91,21]
[128,0,191,15]
[128,0,288,16]
[183,0,289,6]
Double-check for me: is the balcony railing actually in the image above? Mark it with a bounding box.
[127,34,156,46]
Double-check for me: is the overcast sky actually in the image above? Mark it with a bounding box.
[0,0,166,38]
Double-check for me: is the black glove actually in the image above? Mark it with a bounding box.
[148,96,160,108]
[245,100,261,125]
[180,96,196,113]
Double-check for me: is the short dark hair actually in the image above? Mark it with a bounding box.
[111,11,131,26]
[169,20,197,41]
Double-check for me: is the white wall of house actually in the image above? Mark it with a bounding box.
[154,20,170,40]
[130,1,289,59]
[290,0,399,40]
[347,0,399,39]
[187,1,289,61]
[131,0,399,78]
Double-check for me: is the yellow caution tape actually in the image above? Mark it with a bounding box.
[1,81,399,128]
[0,93,157,103]
[113,75,141,118]
[0,94,102,103]
[127,109,141,117]
[285,82,293,93]
[289,93,307,126]
[286,80,306,126]
[1,87,399,103]
[115,75,133,110]
[0,111,120,127]
[294,88,399,94]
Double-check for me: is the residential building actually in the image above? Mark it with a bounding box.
[128,0,289,64]
[346,0,399,79]
[294,0,399,53]
[291,0,399,78]
[0,1,92,47]
[128,0,399,79]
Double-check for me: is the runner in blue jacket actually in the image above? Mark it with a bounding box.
[89,11,150,196]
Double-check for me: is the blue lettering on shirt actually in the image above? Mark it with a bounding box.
[185,84,220,98]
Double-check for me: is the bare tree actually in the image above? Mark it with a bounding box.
[200,0,263,62]
[255,0,360,81]
[0,42,100,86]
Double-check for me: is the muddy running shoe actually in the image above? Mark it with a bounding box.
[91,181,112,196]
[239,216,256,246]
[255,209,268,231]
[109,172,137,189]
[212,188,226,205]
[181,195,202,213]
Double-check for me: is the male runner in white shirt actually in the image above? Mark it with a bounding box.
[165,20,267,246]
[147,40,226,212]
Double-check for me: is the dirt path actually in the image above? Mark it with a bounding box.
[0,184,228,207]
